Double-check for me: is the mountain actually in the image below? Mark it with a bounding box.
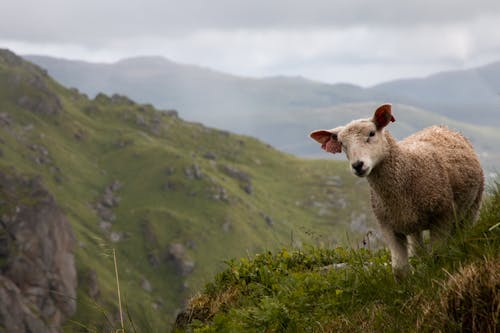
[371,62,500,125]
[0,49,375,331]
[23,55,379,131]
[24,55,500,173]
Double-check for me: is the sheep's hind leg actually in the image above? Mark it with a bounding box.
[408,231,424,257]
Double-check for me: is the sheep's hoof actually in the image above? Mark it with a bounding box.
[393,266,409,282]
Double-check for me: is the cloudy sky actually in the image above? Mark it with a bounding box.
[1,0,500,86]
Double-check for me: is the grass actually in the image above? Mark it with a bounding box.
[174,183,500,332]
[0,50,376,331]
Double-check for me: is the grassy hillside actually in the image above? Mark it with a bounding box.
[174,184,500,332]
[0,49,376,331]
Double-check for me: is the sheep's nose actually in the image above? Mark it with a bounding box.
[352,161,364,173]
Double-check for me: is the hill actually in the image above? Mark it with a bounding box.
[372,61,500,125]
[25,55,500,171]
[0,49,376,331]
[174,185,500,332]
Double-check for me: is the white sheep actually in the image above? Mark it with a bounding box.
[310,104,484,278]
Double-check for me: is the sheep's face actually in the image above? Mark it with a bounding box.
[338,120,388,177]
[310,104,395,178]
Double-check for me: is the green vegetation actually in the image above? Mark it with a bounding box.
[0,50,375,331]
[175,184,500,332]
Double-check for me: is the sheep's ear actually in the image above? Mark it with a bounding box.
[373,104,395,129]
[309,127,343,154]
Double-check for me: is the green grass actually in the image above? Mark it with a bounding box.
[0,50,376,331]
[174,184,500,332]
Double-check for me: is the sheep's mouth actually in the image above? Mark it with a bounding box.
[353,168,369,177]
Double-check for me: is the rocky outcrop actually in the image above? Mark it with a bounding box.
[94,180,122,227]
[219,164,253,194]
[0,170,77,332]
[0,50,63,116]
[166,243,195,276]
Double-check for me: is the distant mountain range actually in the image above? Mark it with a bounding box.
[25,55,500,171]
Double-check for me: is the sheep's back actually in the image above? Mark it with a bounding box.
[399,125,483,216]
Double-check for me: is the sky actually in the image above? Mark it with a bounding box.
[1,0,500,86]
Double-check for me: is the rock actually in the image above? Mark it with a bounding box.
[163,109,178,118]
[147,252,160,267]
[222,221,232,232]
[0,171,76,332]
[184,166,194,179]
[95,204,116,222]
[219,164,250,182]
[264,215,273,226]
[0,49,24,66]
[136,114,146,126]
[73,128,86,141]
[141,278,152,292]
[192,164,203,179]
[163,181,176,191]
[99,221,112,231]
[166,243,195,276]
[28,144,52,165]
[111,94,134,105]
[94,93,111,103]
[94,181,122,221]
[260,212,273,226]
[109,231,123,242]
[109,180,122,192]
[0,112,12,126]
[101,188,119,208]
[211,185,228,202]
[184,164,203,180]
[17,91,62,115]
[203,151,217,160]
[242,182,253,195]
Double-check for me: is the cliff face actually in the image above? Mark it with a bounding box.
[0,170,76,332]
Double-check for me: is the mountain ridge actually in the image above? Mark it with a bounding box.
[24,54,500,172]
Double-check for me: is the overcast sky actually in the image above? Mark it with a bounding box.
[1,0,500,86]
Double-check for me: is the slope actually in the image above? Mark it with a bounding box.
[175,184,500,332]
[0,49,375,331]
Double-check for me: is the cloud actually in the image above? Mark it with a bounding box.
[2,0,500,44]
[1,0,500,85]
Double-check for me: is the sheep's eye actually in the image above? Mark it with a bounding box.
[369,131,376,137]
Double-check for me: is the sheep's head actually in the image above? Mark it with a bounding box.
[310,104,395,177]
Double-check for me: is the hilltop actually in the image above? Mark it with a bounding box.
[0,49,375,331]
[174,185,500,332]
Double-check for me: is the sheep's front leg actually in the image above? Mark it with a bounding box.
[408,231,424,257]
[381,227,409,280]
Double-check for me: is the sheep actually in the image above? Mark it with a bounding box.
[310,104,484,278]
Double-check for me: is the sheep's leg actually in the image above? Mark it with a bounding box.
[429,223,450,248]
[381,227,408,280]
[408,231,424,257]
[467,189,483,226]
